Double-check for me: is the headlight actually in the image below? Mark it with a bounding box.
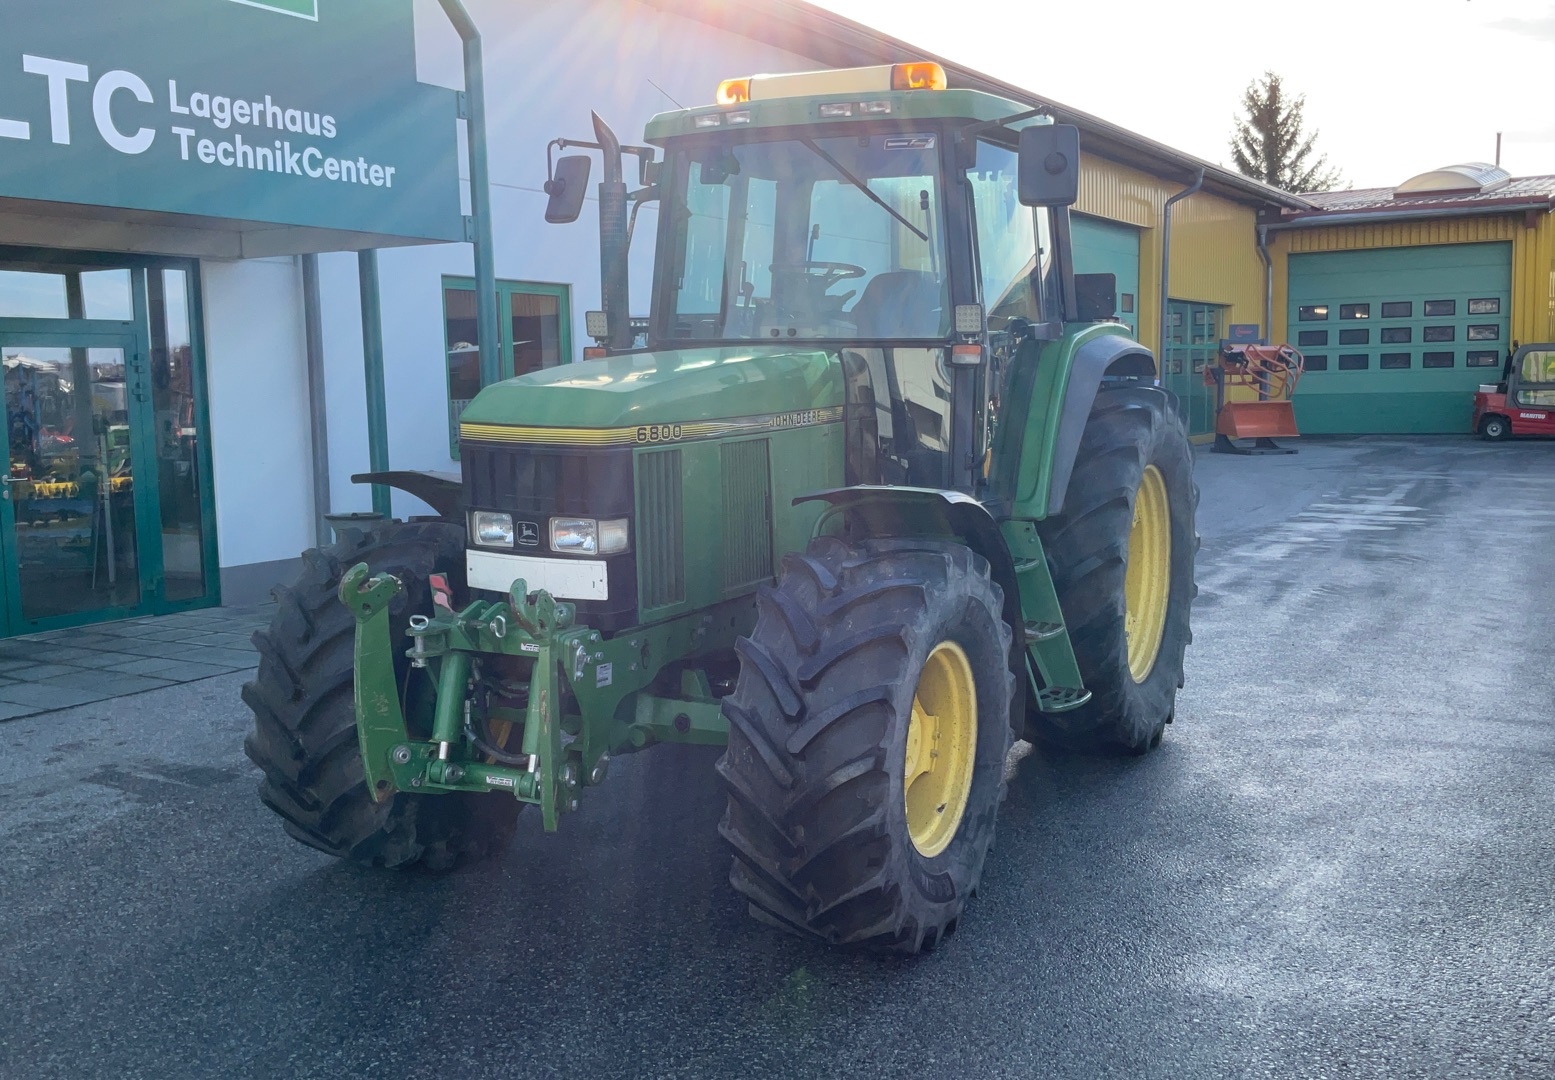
[471,511,514,547]
[550,517,629,555]
[550,517,597,554]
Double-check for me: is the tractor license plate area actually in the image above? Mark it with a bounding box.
[466,549,608,600]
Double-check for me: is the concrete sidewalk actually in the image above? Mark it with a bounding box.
[0,605,269,721]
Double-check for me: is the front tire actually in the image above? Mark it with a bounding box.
[1029,386,1198,754]
[717,537,1014,953]
[242,521,519,871]
[1480,415,1511,441]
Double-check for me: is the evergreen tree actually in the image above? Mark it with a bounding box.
[1229,72,1342,193]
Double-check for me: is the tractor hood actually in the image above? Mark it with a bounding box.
[459,346,843,429]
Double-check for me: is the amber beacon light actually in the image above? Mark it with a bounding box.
[891,62,947,91]
[716,77,752,105]
[713,62,947,105]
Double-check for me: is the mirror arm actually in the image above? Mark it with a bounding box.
[960,105,1050,144]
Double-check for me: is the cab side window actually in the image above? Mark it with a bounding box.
[1518,349,1555,406]
[967,139,1043,327]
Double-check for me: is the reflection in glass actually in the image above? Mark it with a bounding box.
[968,140,1039,328]
[445,286,480,439]
[1521,350,1555,383]
[510,290,561,377]
[150,269,207,601]
[80,269,133,321]
[666,134,950,341]
[3,344,140,619]
[0,270,69,319]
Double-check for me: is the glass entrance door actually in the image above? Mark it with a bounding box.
[0,327,152,630]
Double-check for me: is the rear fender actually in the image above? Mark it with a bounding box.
[352,470,463,520]
[991,326,1157,520]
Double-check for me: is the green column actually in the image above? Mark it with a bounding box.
[358,249,392,519]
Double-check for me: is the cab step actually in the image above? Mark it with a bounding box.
[1023,620,1066,643]
[1036,686,1091,713]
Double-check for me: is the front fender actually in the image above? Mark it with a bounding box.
[794,486,1021,653]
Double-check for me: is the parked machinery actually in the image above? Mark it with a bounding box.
[1474,342,1555,440]
[244,63,1198,953]
[1204,343,1305,454]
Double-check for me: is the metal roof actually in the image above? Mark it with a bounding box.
[1274,173,1555,226]
[1300,173,1555,211]
[643,0,1313,211]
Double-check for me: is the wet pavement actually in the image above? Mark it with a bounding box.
[1,436,1552,1079]
[0,604,266,720]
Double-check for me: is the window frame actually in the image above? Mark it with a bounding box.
[442,276,572,457]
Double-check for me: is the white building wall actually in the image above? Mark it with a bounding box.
[215,0,832,577]
[317,0,829,520]
[201,256,314,577]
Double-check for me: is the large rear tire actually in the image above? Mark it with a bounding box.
[242,521,519,871]
[1028,386,1198,754]
[717,537,1015,953]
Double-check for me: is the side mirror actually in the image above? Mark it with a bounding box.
[544,155,591,224]
[1017,124,1080,207]
[1074,273,1116,322]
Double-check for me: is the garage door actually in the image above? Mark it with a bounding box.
[1286,242,1511,433]
[1072,214,1140,338]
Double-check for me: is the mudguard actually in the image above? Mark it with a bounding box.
[352,470,463,519]
[1044,334,1156,517]
[795,485,1022,662]
[990,326,1156,521]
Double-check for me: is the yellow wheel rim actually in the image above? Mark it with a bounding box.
[1124,464,1172,683]
[904,641,978,858]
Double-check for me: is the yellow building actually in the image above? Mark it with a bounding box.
[1264,165,1555,433]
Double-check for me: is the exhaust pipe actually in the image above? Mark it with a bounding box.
[592,112,633,351]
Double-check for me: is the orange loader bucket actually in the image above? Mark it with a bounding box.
[1217,399,1300,441]
[1205,343,1305,454]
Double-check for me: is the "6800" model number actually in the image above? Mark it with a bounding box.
[636,423,684,443]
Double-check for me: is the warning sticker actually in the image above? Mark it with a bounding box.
[596,662,614,688]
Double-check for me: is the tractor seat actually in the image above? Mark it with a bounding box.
[848,270,944,338]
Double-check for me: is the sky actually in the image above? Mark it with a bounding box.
[808,0,1555,191]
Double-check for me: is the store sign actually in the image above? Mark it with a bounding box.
[0,0,462,242]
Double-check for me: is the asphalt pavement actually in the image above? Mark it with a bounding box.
[2,435,1552,1079]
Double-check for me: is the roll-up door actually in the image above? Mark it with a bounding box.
[1286,243,1511,433]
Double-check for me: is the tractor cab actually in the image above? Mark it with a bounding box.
[544,62,1113,496]
[1474,342,1555,440]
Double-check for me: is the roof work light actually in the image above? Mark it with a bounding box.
[715,62,947,105]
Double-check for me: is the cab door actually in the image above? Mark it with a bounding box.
[1511,346,1555,435]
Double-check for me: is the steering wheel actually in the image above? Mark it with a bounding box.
[770,261,867,291]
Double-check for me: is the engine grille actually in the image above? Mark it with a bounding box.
[721,439,773,590]
[636,448,684,610]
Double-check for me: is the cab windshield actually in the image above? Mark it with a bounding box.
[662,130,950,342]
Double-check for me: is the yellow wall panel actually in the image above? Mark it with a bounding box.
[1076,154,1268,354]
[1169,196,1264,337]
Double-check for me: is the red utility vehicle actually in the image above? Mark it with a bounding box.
[1474,342,1555,440]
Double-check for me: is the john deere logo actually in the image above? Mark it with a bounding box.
[517,521,540,548]
[226,0,318,20]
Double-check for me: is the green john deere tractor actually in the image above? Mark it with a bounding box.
[244,62,1197,953]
